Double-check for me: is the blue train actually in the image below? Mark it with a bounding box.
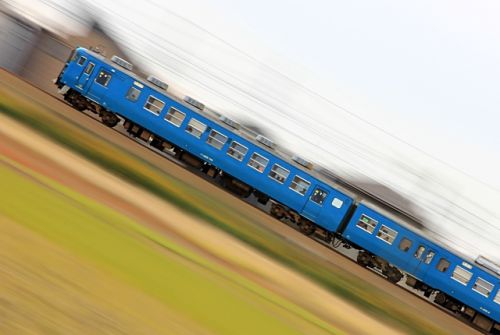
[55,47,500,333]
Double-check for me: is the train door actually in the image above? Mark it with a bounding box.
[301,185,329,222]
[407,243,436,280]
[76,61,96,93]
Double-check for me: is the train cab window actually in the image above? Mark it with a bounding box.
[289,176,311,195]
[186,118,207,138]
[126,87,141,102]
[84,62,95,75]
[356,214,378,234]
[414,245,426,259]
[472,277,494,297]
[144,96,165,115]
[424,250,435,264]
[436,258,450,272]
[207,130,228,150]
[376,225,398,245]
[164,107,185,126]
[248,153,269,172]
[399,238,412,252]
[95,70,112,87]
[494,290,500,304]
[77,56,87,65]
[227,141,248,161]
[451,265,473,286]
[310,187,328,206]
[269,164,290,184]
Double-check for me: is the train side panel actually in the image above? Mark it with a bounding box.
[59,48,354,232]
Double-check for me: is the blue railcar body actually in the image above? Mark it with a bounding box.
[344,203,499,323]
[56,47,500,330]
[58,47,354,232]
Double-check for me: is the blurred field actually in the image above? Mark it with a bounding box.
[0,70,480,335]
[0,157,347,335]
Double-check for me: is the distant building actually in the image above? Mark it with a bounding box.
[0,6,142,96]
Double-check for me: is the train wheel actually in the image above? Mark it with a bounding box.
[434,292,447,306]
[356,251,371,267]
[101,111,119,127]
[299,220,316,235]
[385,266,403,283]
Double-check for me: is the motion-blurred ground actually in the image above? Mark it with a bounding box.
[0,70,480,335]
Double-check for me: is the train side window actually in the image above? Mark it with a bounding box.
[77,56,87,65]
[494,290,500,304]
[289,175,311,196]
[310,187,328,206]
[269,164,290,184]
[84,62,95,75]
[399,238,412,252]
[126,87,141,102]
[248,153,269,172]
[451,265,473,286]
[472,277,494,297]
[144,95,165,115]
[414,245,426,259]
[164,107,185,126]
[95,70,112,87]
[436,258,450,272]
[424,250,435,264]
[376,225,398,244]
[207,130,228,150]
[227,141,248,161]
[356,214,378,234]
[186,118,207,138]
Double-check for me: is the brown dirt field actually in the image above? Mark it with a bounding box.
[0,69,482,335]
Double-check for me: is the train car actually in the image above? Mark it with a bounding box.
[55,46,500,333]
[342,202,500,333]
[55,47,355,234]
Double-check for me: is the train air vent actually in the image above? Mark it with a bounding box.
[292,155,313,169]
[475,256,500,275]
[184,96,205,110]
[147,75,168,90]
[256,135,275,149]
[219,116,241,130]
[111,55,133,71]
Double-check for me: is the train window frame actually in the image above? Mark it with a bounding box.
[310,187,328,206]
[494,290,500,305]
[248,153,269,173]
[84,62,95,75]
[414,245,426,259]
[376,225,398,245]
[207,130,228,150]
[424,250,436,264]
[451,265,473,286]
[77,56,87,66]
[356,214,378,234]
[126,87,141,102]
[289,175,311,196]
[95,70,112,87]
[268,164,290,184]
[164,107,185,126]
[472,277,494,298]
[227,141,248,161]
[399,238,412,252]
[144,95,165,116]
[186,118,207,139]
[436,258,450,272]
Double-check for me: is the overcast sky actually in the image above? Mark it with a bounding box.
[5,0,500,263]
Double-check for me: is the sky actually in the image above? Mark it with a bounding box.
[4,0,500,264]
